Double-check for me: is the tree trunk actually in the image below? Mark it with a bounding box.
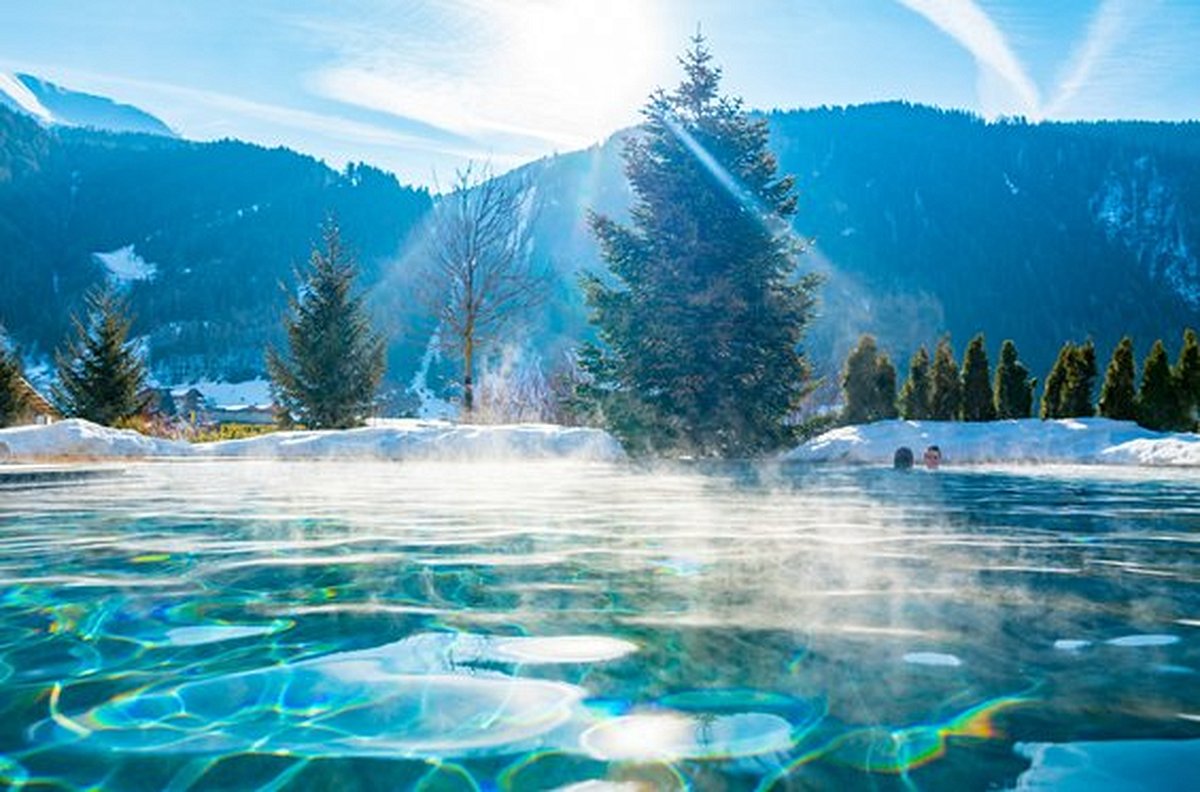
[462,336,474,416]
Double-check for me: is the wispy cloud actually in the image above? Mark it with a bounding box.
[294,0,665,156]
[0,60,493,161]
[309,66,590,154]
[1045,0,1144,117]
[894,0,1041,117]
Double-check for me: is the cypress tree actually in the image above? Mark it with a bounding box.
[582,34,819,456]
[994,339,1034,419]
[1098,336,1136,421]
[1174,328,1200,430]
[841,334,880,425]
[52,288,148,426]
[1136,340,1182,431]
[960,333,996,421]
[929,337,961,421]
[0,327,30,428]
[1041,342,1072,419]
[1061,340,1098,417]
[875,353,899,421]
[266,219,386,429]
[899,345,932,420]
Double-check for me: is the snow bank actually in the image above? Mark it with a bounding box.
[195,421,624,461]
[784,418,1200,467]
[0,419,625,462]
[0,419,187,459]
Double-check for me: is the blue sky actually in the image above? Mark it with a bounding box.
[3,1,1198,186]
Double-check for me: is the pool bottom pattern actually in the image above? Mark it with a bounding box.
[1,460,1198,789]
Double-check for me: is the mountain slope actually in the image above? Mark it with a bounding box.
[513,103,1200,381]
[0,73,175,137]
[0,104,431,385]
[3,98,1199,407]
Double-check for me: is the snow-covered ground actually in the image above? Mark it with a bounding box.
[0,420,187,459]
[167,378,273,408]
[3,417,1197,466]
[0,419,625,462]
[785,418,1200,467]
[0,72,52,121]
[94,245,157,284]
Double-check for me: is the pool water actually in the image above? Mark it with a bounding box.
[1,460,1198,790]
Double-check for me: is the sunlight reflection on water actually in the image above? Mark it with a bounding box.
[0,460,1198,789]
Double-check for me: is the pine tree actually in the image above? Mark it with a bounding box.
[960,333,996,421]
[266,220,386,429]
[1174,328,1200,430]
[899,345,932,420]
[52,288,148,426]
[993,339,1034,419]
[875,353,899,421]
[1061,340,1097,417]
[0,327,30,428]
[841,335,881,425]
[929,337,961,421]
[1098,336,1136,421]
[1136,340,1182,431]
[582,35,819,456]
[1041,342,1072,419]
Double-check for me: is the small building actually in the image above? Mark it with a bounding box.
[16,377,60,425]
[177,388,207,417]
[167,385,276,427]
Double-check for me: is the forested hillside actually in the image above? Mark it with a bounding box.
[516,103,1200,381]
[3,100,1199,398]
[0,104,430,381]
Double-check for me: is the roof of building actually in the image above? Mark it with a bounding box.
[17,377,61,418]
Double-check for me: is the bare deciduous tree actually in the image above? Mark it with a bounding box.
[425,163,547,415]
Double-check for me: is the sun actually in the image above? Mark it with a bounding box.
[498,0,665,146]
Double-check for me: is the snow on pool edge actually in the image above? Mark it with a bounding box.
[0,419,626,462]
[783,418,1200,467]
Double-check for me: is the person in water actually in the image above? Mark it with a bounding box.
[893,446,914,469]
[924,445,942,469]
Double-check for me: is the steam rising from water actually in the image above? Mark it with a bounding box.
[1,461,1197,788]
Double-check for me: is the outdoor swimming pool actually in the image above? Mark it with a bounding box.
[1,460,1197,789]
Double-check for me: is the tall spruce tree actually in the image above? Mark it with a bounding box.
[1174,328,1200,430]
[582,35,818,456]
[994,339,1034,419]
[52,288,147,426]
[267,220,386,429]
[1061,340,1098,417]
[899,345,932,420]
[960,333,996,421]
[1041,342,1073,419]
[1136,339,1182,431]
[842,335,880,424]
[1098,336,1137,421]
[929,337,962,421]
[0,327,30,428]
[875,354,899,421]
[839,335,898,425]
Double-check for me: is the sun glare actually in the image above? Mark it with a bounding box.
[499,0,664,146]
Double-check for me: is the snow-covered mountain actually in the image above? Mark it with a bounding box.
[0,72,175,137]
[3,95,1200,402]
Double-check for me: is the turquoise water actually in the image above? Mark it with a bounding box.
[1,460,1198,790]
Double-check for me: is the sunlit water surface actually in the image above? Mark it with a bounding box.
[1,460,1198,790]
